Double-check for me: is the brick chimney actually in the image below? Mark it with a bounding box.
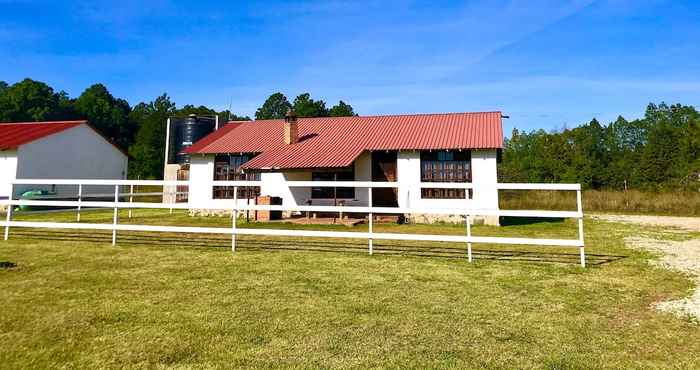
[284,108,298,145]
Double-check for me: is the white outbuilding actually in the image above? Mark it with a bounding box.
[0,120,129,200]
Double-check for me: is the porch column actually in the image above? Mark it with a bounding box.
[471,149,500,226]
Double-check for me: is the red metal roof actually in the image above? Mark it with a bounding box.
[185,112,503,170]
[0,121,86,150]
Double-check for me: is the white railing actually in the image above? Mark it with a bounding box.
[1,179,586,266]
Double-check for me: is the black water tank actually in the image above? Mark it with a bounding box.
[168,115,216,165]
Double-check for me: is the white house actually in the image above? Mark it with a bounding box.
[184,111,503,225]
[0,120,129,199]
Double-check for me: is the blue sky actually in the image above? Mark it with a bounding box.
[1,0,699,134]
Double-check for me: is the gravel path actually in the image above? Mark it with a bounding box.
[590,214,700,233]
[592,214,700,320]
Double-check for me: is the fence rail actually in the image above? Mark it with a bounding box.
[1,179,586,267]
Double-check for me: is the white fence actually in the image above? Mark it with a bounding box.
[1,179,586,267]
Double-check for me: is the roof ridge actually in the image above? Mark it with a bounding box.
[312,111,503,119]
[0,120,88,151]
[0,120,87,125]
[227,111,502,124]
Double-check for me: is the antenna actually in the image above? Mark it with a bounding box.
[227,97,233,121]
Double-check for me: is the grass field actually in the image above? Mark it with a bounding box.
[1,209,699,368]
[501,189,700,216]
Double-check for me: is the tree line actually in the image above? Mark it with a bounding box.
[500,103,700,191]
[0,79,356,179]
[3,78,697,191]
[255,92,355,119]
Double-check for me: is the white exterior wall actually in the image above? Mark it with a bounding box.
[13,124,128,197]
[189,154,216,207]
[470,149,499,212]
[258,171,310,208]
[396,149,498,211]
[189,154,270,209]
[0,150,18,199]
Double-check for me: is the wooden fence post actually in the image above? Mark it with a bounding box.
[4,183,12,241]
[577,189,585,268]
[368,186,373,255]
[112,185,118,246]
[128,184,134,219]
[76,184,82,222]
[466,185,472,262]
[232,186,238,252]
[466,214,472,262]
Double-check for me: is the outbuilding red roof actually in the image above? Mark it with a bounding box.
[185,112,503,170]
[0,121,86,150]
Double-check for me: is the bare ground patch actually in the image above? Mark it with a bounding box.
[626,236,700,320]
[589,214,700,319]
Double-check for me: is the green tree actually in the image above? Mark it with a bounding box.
[128,94,176,179]
[565,119,606,188]
[219,110,251,121]
[0,78,76,122]
[255,92,292,120]
[176,105,251,123]
[293,93,328,118]
[602,116,649,189]
[500,102,700,191]
[639,121,681,188]
[73,84,135,149]
[328,100,356,117]
[499,128,528,183]
[177,105,216,116]
[637,103,699,189]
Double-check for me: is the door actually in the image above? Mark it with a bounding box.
[371,151,398,207]
[176,166,190,203]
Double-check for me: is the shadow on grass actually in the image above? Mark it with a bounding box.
[500,216,567,226]
[7,229,626,267]
[0,261,17,269]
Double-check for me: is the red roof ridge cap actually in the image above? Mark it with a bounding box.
[0,120,88,125]
[226,111,503,125]
[334,111,503,118]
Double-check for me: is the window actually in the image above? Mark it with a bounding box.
[213,154,261,199]
[311,169,355,199]
[420,150,472,199]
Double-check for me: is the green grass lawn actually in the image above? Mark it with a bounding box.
[0,209,699,368]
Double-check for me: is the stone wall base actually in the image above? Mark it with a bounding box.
[188,209,500,226]
[189,209,233,217]
[406,213,500,226]
[188,209,295,218]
